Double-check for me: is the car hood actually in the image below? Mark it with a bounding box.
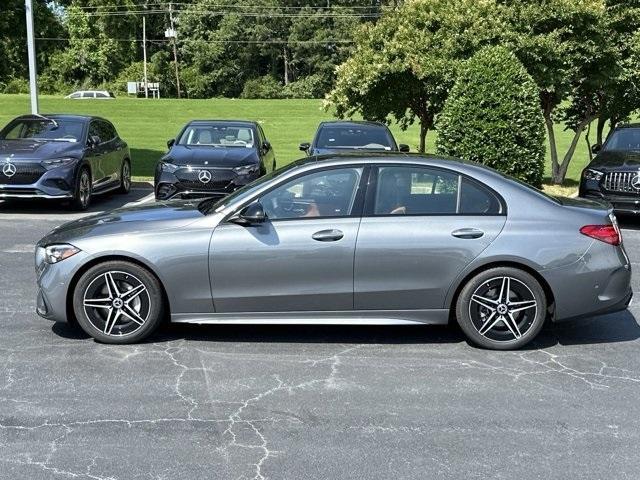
[166,145,259,166]
[0,139,83,160]
[589,150,640,170]
[39,200,206,245]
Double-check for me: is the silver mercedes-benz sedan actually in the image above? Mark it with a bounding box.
[35,155,632,350]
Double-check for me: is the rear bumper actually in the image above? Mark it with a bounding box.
[543,241,632,322]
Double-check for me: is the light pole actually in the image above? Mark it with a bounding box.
[25,0,39,114]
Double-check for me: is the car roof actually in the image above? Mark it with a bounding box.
[318,120,388,129]
[187,120,258,127]
[615,123,640,129]
[12,114,96,123]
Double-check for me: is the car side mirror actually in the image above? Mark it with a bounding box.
[231,202,266,226]
[167,138,175,149]
[591,144,601,154]
[299,142,310,152]
[262,141,271,153]
[398,144,410,153]
[89,135,101,147]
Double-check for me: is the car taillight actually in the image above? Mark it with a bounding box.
[580,225,621,246]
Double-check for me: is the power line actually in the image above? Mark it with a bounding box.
[69,2,383,11]
[36,37,355,44]
[73,10,380,18]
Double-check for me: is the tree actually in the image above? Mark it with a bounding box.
[326,0,507,152]
[436,46,545,187]
[503,0,619,184]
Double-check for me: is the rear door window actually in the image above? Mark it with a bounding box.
[370,165,504,216]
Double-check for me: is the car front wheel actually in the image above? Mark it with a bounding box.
[456,267,547,350]
[72,261,165,344]
[118,159,131,194]
[72,167,91,210]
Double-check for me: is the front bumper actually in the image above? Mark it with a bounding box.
[0,162,77,200]
[580,179,640,214]
[35,247,89,323]
[155,167,258,200]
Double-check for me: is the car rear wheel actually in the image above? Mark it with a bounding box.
[118,159,131,194]
[71,167,91,211]
[456,267,547,350]
[72,261,165,344]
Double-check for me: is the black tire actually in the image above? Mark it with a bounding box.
[456,267,547,350]
[118,159,131,194]
[72,261,165,344]
[71,167,91,211]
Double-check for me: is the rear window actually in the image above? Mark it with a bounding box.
[316,125,394,150]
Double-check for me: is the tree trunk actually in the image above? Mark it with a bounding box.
[585,120,593,162]
[596,116,607,146]
[543,109,561,184]
[554,117,594,184]
[419,123,427,153]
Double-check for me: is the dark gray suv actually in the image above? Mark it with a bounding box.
[0,114,131,210]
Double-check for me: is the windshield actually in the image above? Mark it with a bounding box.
[316,125,394,150]
[0,118,84,143]
[603,128,640,152]
[199,163,300,214]
[178,124,255,148]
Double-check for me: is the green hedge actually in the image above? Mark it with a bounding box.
[436,46,545,188]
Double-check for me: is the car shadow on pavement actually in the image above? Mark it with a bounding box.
[0,182,152,216]
[51,310,640,349]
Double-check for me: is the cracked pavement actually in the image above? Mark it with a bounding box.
[1,200,640,479]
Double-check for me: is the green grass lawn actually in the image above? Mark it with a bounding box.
[0,94,593,191]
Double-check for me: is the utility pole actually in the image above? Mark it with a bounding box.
[168,3,181,98]
[143,16,148,99]
[24,0,39,114]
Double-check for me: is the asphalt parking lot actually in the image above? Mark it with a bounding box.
[1,190,640,480]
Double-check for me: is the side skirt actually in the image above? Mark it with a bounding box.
[171,309,450,325]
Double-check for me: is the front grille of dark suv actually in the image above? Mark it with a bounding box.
[602,171,640,194]
[0,163,46,185]
[174,167,236,191]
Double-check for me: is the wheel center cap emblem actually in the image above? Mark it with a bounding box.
[632,174,640,190]
[198,170,212,184]
[497,304,508,315]
[2,162,16,178]
[112,298,124,309]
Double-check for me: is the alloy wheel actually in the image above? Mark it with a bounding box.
[82,271,151,336]
[79,171,91,208]
[468,276,538,342]
[122,162,131,191]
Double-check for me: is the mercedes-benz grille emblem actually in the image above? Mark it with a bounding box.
[632,174,640,190]
[198,170,212,184]
[2,162,16,178]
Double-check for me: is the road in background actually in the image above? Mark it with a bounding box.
[0,202,639,480]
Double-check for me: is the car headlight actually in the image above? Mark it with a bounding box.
[583,168,604,181]
[44,244,81,264]
[233,164,259,175]
[41,158,77,170]
[161,162,179,173]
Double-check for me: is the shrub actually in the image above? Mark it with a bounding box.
[282,74,326,99]
[3,77,30,94]
[240,75,284,99]
[436,46,545,188]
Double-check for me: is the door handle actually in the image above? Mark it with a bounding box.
[312,229,344,242]
[451,228,484,239]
